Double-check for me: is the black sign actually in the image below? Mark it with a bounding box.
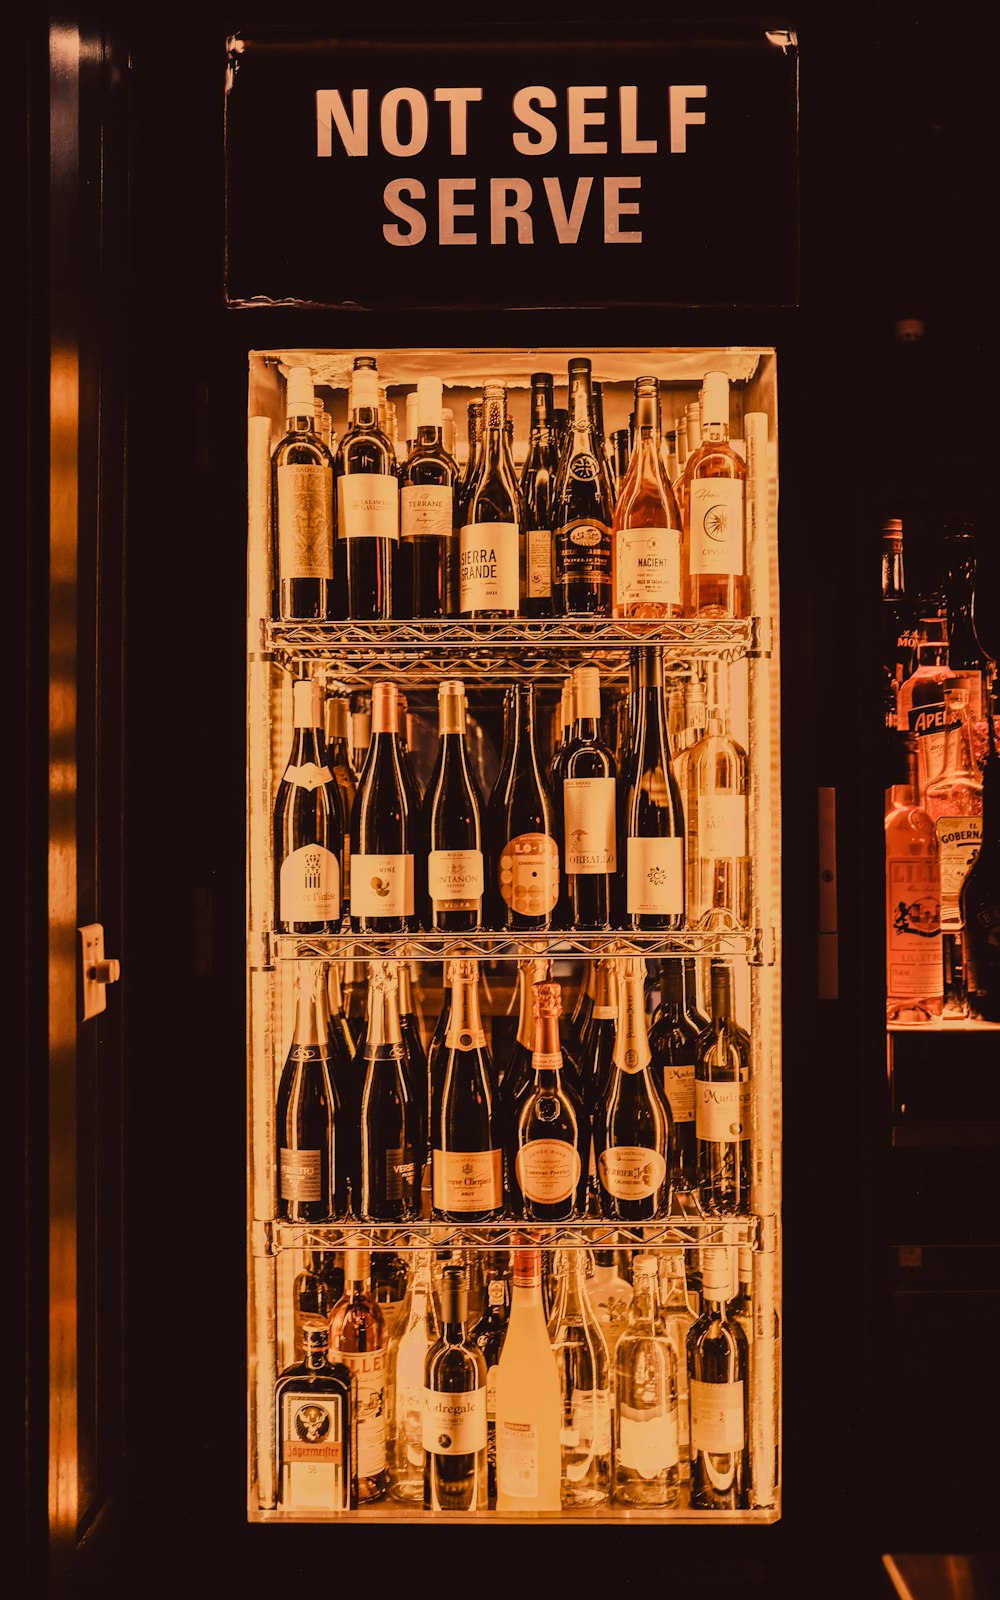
[225,24,798,310]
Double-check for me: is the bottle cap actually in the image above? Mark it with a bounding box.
[738,1246,754,1279]
[285,366,314,417]
[438,678,467,735]
[351,365,379,411]
[325,695,350,741]
[482,384,507,430]
[417,375,443,429]
[573,665,602,721]
[405,390,418,443]
[882,517,903,540]
[440,1264,469,1324]
[301,1319,330,1350]
[700,1245,734,1296]
[370,681,399,735]
[292,677,322,728]
[701,369,730,427]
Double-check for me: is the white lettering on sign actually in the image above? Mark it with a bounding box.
[669,85,707,152]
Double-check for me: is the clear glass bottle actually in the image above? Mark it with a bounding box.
[276,1320,357,1512]
[547,1249,612,1507]
[271,365,334,622]
[655,1250,697,1478]
[387,1247,440,1502]
[681,660,750,930]
[896,618,955,798]
[677,369,746,619]
[552,357,615,616]
[423,1264,489,1512]
[885,732,943,1022]
[613,1254,680,1507]
[687,1246,749,1510]
[459,382,521,618]
[328,1245,389,1503]
[694,960,752,1216]
[960,697,1000,1022]
[612,376,684,619]
[470,1258,510,1507]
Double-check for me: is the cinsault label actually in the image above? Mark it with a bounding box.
[459,522,519,612]
[615,526,681,607]
[688,478,744,576]
[277,464,333,579]
[337,472,399,541]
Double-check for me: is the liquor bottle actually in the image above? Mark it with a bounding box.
[399,375,460,619]
[423,1265,489,1512]
[593,958,673,1222]
[292,1251,343,1363]
[882,517,917,696]
[459,383,521,618]
[397,961,429,1128]
[897,619,956,797]
[650,961,699,1192]
[687,1246,749,1510]
[274,678,343,935]
[508,980,588,1222]
[458,400,483,525]
[562,665,618,930]
[613,1254,680,1507]
[677,370,747,619]
[552,358,615,616]
[271,365,334,621]
[388,1248,440,1502]
[495,1246,562,1512]
[548,1250,612,1507]
[470,1262,510,1507]
[612,377,684,619]
[276,1321,357,1512]
[885,732,943,1022]
[430,960,503,1222]
[323,694,357,904]
[334,357,398,620]
[610,428,631,496]
[656,1250,696,1477]
[350,681,417,933]
[945,520,988,721]
[924,689,983,1016]
[622,646,685,929]
[960,697,1000,1021]
[681,660,750,930]
[422,679,484,932]
[520,371,558,617]
[695,961,752,1215]
[328,1246,389,1502]
[484,683,560,931]
[276,967,344,1222]
[358,964,421,1221]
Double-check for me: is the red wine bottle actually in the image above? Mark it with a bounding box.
[400,376,459,619]
[359,963,421,1221]
[271,365,334,621]
[520,372,557,618]
[484,683,559,931]
[334,357,398,620]
[459,383,521,619]
[622,646,685,931]
[422,679,484,932]
[562,666,618,930]
[431,960,503,1222]
[350,682,417,933]
[276,966,346,1222]
[507,980,588,1222]
[552,358,614,616]
[274,678,344,934]
[592,959,673,1222]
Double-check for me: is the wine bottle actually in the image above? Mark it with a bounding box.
[292,1250,343,1363]
[548,1249,612,1508]
[430,960,503,1222]
[580,958,620,1206]
[397,961,429,1134]
[442,406,456,458]
[687,1246,749,1510]
[498,954,551,1108]
[960,696,1000,1020]
[552,358,615,616]
[276,1321,357,1512]
[460,382,521,618]
[484,683,560,931]
[609,427,631,496]
[622,646,685,930]
[423,1265,489,1512]
[328,1246,389,1502]
[520,371,558,618]
[566,958,596,1060]
[400,375,460,619]
[695,960,751,1216]
[562,665,618,930]
[334,357,398,620]
[612,377,684,619]
[274,678,344,934]
[674,411,688,481]
[649,961,699,1192]
[547,677,575,791]
[677,370,747,619]
[318,965,359,1208]
[358,963,421,1221]
[324,694,358,904]
[882,517,917,697]
[592,959,673,1222]
[388,1247,440,1502]
[350,681,416,933]
[685,398,702,462]
[470,1260,510,1507]
[656,1250,696,1478]
[404,390,418,460]
[458,399,483,526]
[495,1247,562,1513]
[613,1254,680,1507]
[885,732,943,1022]
[422,679,484,932]
[507,980,588,1222]
[682,660,750,931]
[276,966,345,1222]
[271,365,334,622]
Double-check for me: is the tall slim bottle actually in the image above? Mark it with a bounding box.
[613,1255,680,1507]
[334,357,398,620]
[650,960,699,1192]
[622,646,685,930]
[460,383,521,618]
[592,958,673,1222]
[553,358,615,616]
[350,682,416,934]
[611,377,684,619]
[358,963,421,1221]
[682,660,750,930]
[324,693,357,905]
[885,731,943,1022]
[458,400,483,525]
[960,697,1000,1021]
[897,619,955,798]
[422,679,484,932]
[678,370,747,619]
[507,980,588,1222]
[495,1247,562,1513]
[328,1246,389,1502]
[276,965,345,1222]
[484,683,560,931]
[694,961,751,1216]
[470,1262,510,1506]
[687,1246,749,1510]
[274,678,344,934]
[548,1250,612,1507]
[431,960,503,1222]
[656,1250,696,1478]
[562,665,618,930]
[944,520,987,721]
[271,365,334,622]
[520,371,558,617]
[882,517,916,699]
[388,1247,439,1502]
[399,375,460,619]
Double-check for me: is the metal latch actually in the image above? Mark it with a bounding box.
[78,923,121,1021]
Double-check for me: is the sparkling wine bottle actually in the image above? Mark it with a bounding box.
[276,1321,357,1512]
[328,1246,389,1503]
[323,694,358,905]
[553,358,614,616]
[274,678,344,934]
[677,370,747,619]
[430,960,503,1222]
[495,1247,563,1513]
[388,1247,440,1502]
[422,679,484,932]
[548,1249,612,1508]
[271,365,334,622]
[622,646,685,930]
[498,954,551,1107]
[358,963,421,1221]
[593,958,673,1221]
[562,666,618,930]
[460,383,521,618]
[423,1265,489,1512]
[520,371,558,617]
[399,375,460,619]
[612,377,683,619]
[695,961,751,1216]
[547,676,575,791]
[484,683,560,931]
[318,964,359,1208]
[350,682,417,933]
[687,1246,749,1510]
[507,980,588,1222]
[470,1260,510,1507]
[334,356,398,620]
[613,1255,680,1507]
[276,966,345,1222]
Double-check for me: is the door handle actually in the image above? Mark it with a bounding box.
[78,924,122,1021]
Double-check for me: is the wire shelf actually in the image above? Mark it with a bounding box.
[268,927,762,962]
[262,1212,761,1256]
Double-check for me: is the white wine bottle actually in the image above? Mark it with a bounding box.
[495,1246,562,1512]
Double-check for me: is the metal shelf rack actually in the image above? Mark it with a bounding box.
[271,927,766,963]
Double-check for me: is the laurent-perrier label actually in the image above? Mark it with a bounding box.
[615,527,681,607]
[400,483,452,538]
[459,522,519,611]
[277,464,333,578]
[422,1387,488,1456]
[280,1389,346,1509]
[280,845,340,922]
[688,479,744,576]
[695,1079,751,1143]
[498,833,559,915]
[515,1138,581,1205]
[689,1378,745,1455]
[428,848,484,911]
[564,777,616,873]
[337,472,399,541]
[698,793,747,859]
[432,1148,502,1213]
[598,1145,667,1201]
[350,853,414,919]
[626,835,684,915]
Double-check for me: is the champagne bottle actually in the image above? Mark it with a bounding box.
[358,963,421,1221]
[495,1247,562,1512]
[460,382,521,618]
[612,377,683,619]
[622,646,685,930]
[649,961,699,1192]
[350,681,416,933]
[520,371,558,617]
[324,694,357,904]
[271,365,334,621]
[553,358,614,616]
[276,1321,357,1512]
[422,679,484,932]
[885,732,943,1022]
[388,1247,440,1502]
[318,965,359,1208]
[399,375,460,619]
[507,980,588,1222]
[593,958,673,1222]
[960,696,1000,1020]
[695,961,751,1216]
[687,1246,749,1510]
[498,954,551,1108]
[328,1246,389,1502]
[548,1249,612,1508]
[274,678,344,934]
[484,683,560,931]
[334,357,398,620]
[613,1255,680,1507]
[430,960,503,1222]
[580,957,620,1205]
[276,966,345,1222]
[423,1265,489,1512]
[677,370,747,619]
[397,962,429,1133]
[351,698,372,775]
[562,666,618,930]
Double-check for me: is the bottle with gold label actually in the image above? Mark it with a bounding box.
[358,963,421,1222]
[276,965,346,1222]
[430,960,503,1222]
[592,959,673,1222]
[271,364,334,622]
[328,1245,389,1503]
[485,683,560,932]
[507,980,588,1222]
[422,680,484,932]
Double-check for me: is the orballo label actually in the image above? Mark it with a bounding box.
[689,1377,745,1455]
[279,1147,323,1203]
[616,526,682,607]
[350,853,414,918]
[626,835,684,915]
[432,1147,502,1212]
[564,777,617,873]
[337,471,399,541]
[277,464,333,579]
[281,1390,346,1510]
[428,847,485,910]
[400,483,453,538]
[698,793,747,859]
[688,478,744,576]
[526,528,552,597]
[422,1387,488,1455]
[663,1061,695,1123]
[459,522,519,611]
[695,1079,751,1143]
[282,761,333,791]
[280,845,341,921]
[498,833,559,915]
[598,1144,666,1200]
[515,1138,581,1204]
[617,1403,679,1478]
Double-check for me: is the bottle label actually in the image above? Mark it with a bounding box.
[400,483,452,538]
[497,1419,539,1499]
[695,1079,751,1143]
[282,761,333,791]
[432,1148,502,1213]
[515,1138,581,1204]
[617,1404,679,1478]
[663,1061,695,1123]
[279,845,341,922]
[935,816,982,927]
[459,522,519,612]
[329,1346,386,1478]
[615,527,682,608]
[384,1146,417,1203]
[598,1145,667,1200]
[564,778,617,873]
[687,478,744,576]
[498,833,559,915]
[689,1377,744,1455]
[565,1389,612,1466]
[428,848,485,911]
[277,465,333,579]
[422,1386,487,1455]
[886,857,943,995]
[280,1388,346,1510]
[350,853,414,918]
[486,1367,497,1422]
[556,520,612,586]
[698,794,747,859]
[337,472,399,541]
[279,1147,323,1203]
[626,835,684,915]
[526,528,552,597]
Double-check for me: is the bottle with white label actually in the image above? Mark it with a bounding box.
[548,1250,612,1507]
[508,979,588,1222]
[613,1254,680,1507]
[650,961,699,1192]
[358,963,421,1221]
[656,1250,697,1477]
[924,688,983,1016]
[328,1246,389,1503]
[388,1247,439,1502]
[561,665,618,930]
[884,732,943,1022]
[622,646,686,930]
[592,958,673,1222]
[470,1261,510,1507]
[430,960,503,1222]
[271,365,334,622]
[460,383,521,618]
[274,678,343,935]
[485,683,560,932]
[520,371,558,618]
[495,1247,562,1512]
[421,679,484,932]
[350,682,417,934]
[276,965,346,1222]
[552,357,615,616]
[682,660,750,931]
[334,356,398,621]
[695,961,751,1217]
[687,1246,749,1510]
[423,1264,489,1512]
[276,1320,357,1513]
[399,375,459,619]
[677,369,747,619]
[612,376,684,619]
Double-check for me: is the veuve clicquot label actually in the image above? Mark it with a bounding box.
[280,1389,347,1509]
[626,835,684,915]
[277,464,333,578]
[515,1138,581,1205]
[432,1148,502,1213]
[615,526,681,607]
[695,1080,751,1143]
[689,1378,744,1454]
[422,1387,488,1455]
[598,1146,666,1200]
[337,472,399,541]
[350,853,414,918]
[563,779,616,873]
[459,522,518,612]
[401,484,452,538]
[498,834,559,915]
[688,479,744,576]
[279,845,340,922]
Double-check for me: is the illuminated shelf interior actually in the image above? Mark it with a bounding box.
[269,928,766,962]
[263,1212,762,1256]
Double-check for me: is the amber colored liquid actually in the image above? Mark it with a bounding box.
[611,433,684,620]
[676,437,747,619]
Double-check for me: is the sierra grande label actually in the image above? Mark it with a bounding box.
[459,522,518,611]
